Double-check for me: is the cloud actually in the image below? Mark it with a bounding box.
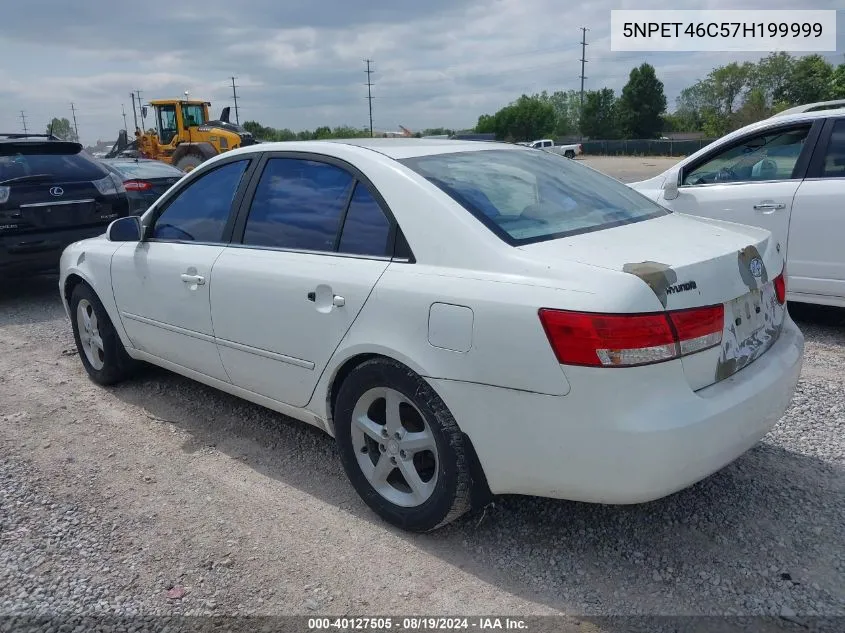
[0,0,842,143]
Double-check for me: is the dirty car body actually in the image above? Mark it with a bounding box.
[57,139,803,531]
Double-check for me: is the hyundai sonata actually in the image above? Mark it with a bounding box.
[58,139,803,531]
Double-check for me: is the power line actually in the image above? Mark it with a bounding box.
[364,59,375,138]
[230,76,240,124]
[70,102,79,139]
[19,111,28,135]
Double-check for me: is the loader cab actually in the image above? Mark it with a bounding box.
[146,100,210,146]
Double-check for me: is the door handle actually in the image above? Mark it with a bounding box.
[306,290,344,307]
[180,273,206,285]
[753,202,786,211]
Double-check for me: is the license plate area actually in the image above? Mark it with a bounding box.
[716,282,784,382]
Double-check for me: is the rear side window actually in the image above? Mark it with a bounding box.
[0,144,107,183]
[242,158,354,251]
[338,183,391,256]
[399,149,667,245]
[151,159,249,243]
[821,119,845,178]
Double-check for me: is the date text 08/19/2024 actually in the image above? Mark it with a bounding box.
[307,617,529,631]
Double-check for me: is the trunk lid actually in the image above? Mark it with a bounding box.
[518,212,787,389]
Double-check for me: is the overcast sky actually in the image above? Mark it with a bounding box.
[0,0,842,144]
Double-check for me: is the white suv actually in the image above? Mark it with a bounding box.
[630,107,845,308]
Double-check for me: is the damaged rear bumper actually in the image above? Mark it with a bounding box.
[428,316,803,503]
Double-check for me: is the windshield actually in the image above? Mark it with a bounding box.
[399,149,668,245]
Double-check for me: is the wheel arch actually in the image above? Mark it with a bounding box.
[62,268,134,354]
[320,350,493,507]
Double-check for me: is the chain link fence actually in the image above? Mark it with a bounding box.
[558,138,717,157]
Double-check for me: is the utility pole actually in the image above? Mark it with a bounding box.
[230,76,240,124]
[364,59,374,137]
[19,111,28,135]
[121,104,128,131]
[70,102,79,140]
[135,90,144,128]
[579,27,590,140]
[130,92,139,131]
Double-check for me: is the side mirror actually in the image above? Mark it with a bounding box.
[107,216,142,242]
[141,106,148,119]
[662,170,681,201]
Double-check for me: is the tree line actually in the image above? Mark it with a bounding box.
[475,52,845,142]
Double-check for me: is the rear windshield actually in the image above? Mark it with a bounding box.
[399,149,668,245]
[106,161,184,179]
[0,144,107,183]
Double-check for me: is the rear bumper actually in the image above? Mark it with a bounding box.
[429,316,804,503]
[0,225,109,275]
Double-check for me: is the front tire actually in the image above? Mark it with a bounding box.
[334,358,472,532]
[174,153,206,172]
[69,283,135,385]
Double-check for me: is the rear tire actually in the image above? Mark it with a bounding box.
[564,150,575,159]
[334,358,472,532]
[69,283,135,386]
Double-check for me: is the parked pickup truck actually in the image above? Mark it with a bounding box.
[529,139,582,158]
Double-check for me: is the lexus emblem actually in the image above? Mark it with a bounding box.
[749,257,764,278]
[49,186,64,197]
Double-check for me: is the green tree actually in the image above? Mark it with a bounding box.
[750,52,795,105]
[46,117,78,142]
[732,88,770,129]
[421,127,455,136]
[710,62,754,117]
[829,63,845,99]
[616,63,667,138]
[537,90,581,136]
[783,54,834,105]
[475,114,496,134]
[579,89,618,139]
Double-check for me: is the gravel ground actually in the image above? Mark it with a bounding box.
[1,158,843,629]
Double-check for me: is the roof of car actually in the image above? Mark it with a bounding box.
[246,138,523,160]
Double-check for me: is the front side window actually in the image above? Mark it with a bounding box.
[682,125,811,186]
[400,149,667,245]
[821,119,845,178]
[151,159,249,243]
[242,158,355,251]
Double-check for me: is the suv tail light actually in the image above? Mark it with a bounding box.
[774,271,786,304]
[538,305,724,368]
[124,180,152,191]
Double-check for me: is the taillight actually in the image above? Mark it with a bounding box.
[124,180,152,191]
[774,272,786,304]
[539,305,724,368]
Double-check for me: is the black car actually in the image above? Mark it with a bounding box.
[99,158,184,214]
[1,134,130,275]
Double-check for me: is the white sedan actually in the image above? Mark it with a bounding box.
[58,139,803,532]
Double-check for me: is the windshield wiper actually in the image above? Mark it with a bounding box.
[0,174,56,185]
